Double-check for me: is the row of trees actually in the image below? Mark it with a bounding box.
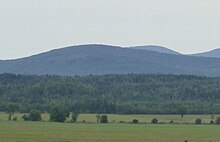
[10,108,220,125]
[19,107,79,123]
[17,107,108,123]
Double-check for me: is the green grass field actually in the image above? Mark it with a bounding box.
[0,121,219,142]
[0,113,220,142]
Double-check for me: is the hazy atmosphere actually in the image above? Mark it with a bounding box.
[0,0,219,59]
[1,1,220,141]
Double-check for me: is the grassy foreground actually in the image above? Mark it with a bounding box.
[0,114,220,142]
[0,121,219,142]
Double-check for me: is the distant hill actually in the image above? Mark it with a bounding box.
[192,48,220,58]
[131,45,181,55]
[1,44,220,76]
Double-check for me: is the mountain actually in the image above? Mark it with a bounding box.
[131,45,181,55]
[1,44,220,76]
[192,48,220,58]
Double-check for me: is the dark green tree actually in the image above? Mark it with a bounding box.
[215,117,220,124]
[96,115,101,123]
[71,113,79,123]
[100,115,108,123]
[151,118,158,124]
[132,119,139,124]
[28,110,42,121]
[178,106,187,119]
[6,104,17,121]
[49,106,70,122]
[12,116,18,121]
[22,114,29,121]
[195,118,202,124]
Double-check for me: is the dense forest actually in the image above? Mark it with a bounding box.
[0,73,220,114]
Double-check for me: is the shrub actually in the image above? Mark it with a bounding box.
[21,110,42,121]
[195,118,202,124]
[22,114,29,121]
[132,119,139,124]
[169,120,174,124]
[49,106,70,122]
[12,116,18,121]
[100,115,108,123]
[8,114,11,121]
[28,110,42,121]
[151,118,158,124]
[96,115,101,123]
[215,117,220,124]
[210,120,214,124]
[71,113,79,123]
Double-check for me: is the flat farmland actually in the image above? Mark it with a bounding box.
[0,121,219,142]
[0,114,220,142]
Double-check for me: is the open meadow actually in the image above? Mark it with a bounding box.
[0,121,219,142]
[0,113,220,142]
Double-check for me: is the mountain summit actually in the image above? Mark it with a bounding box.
[130,45,181,55]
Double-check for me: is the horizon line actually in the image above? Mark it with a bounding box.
[1,43,219,60]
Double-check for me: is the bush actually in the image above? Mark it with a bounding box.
[215,117,220,124]
[21,110,42,121]
[49,106,70,122]
[151,118,158,124]
[8,114,12,121]
[12,116,18,121]
[100,115,108,123]
[169,120,174,124]
[96,115,101,123]
[28,110,42,121]
[132,119,139,124]
[195,118,202,124]
[71,113,79,123]
[22,114,29,121]
[210,120,214,124]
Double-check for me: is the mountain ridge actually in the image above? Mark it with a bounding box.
[192,48,220,58]
[1,44,220,76]
[130,45,181,55]
[1,44,220,60]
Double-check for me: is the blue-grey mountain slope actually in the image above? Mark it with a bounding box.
[131,45,181,55]
[1,44,220,76]
[192,48,220,58]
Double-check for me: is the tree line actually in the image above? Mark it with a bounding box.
[0,73,220,114]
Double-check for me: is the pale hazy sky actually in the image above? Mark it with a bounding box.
[0,0,219,59]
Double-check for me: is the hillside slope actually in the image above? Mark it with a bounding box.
[192,48,220,58]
